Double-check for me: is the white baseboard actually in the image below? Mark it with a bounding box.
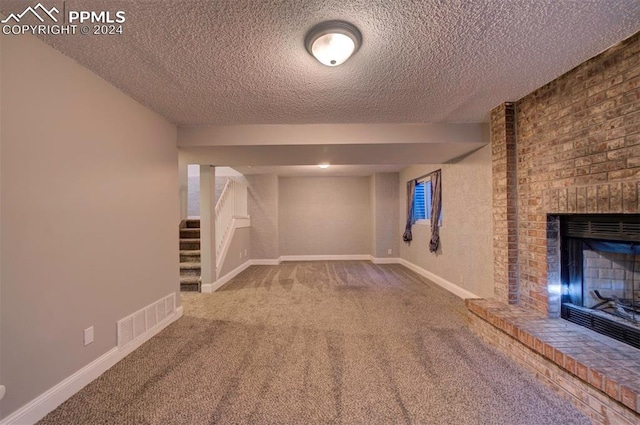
[206,256,479,302]
[280,254,371,262]
[1,297,183,425]
[202,260,252,293]
[398,259,480,299]
[250,259,281,266]
[370,256,401,264]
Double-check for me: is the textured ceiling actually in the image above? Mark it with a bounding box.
[2,0,639,126]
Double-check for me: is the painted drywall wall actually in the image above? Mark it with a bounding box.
[183,165,230,217]
[179,123,487,146]
[247,174,279,260]
[188,175,201,216]
[178,151,188,220]
[370,175,377,256]
[218,227,251,277]
[399,146,494,298]
[0,28,3,407]
[372,173,400,258]
[279,177,371,256]
[0,33,178,419]
[214,176,229,207]
[199,165,216,285]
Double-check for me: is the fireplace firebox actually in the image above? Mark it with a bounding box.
[559,214,640,349]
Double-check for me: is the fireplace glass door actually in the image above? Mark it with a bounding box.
[560,214,640,349]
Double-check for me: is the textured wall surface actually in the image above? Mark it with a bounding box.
[279,177,371,256]
[372,173,400,258]
[187,175,200,217]
[497,31,640,315]
[186,176,240,217]
[214,176,229,206]
[399,146,494,298]
[178,152,188,220]
[247,174,279,260]
[218,227,251,277]
[1,33,178,419]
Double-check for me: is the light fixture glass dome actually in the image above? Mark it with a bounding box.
[305,21,362,67]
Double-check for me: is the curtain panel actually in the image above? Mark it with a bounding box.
[429,170,442,253]
[402,179,416,242]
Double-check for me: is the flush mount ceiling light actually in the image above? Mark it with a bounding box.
[305,21,362,67]
[318,163,330,169]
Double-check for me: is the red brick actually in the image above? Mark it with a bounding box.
[576,362,589,381]
[493,32,640,317]
[588,369,604,390]
[620,386,638,411]
[605,377,621,399]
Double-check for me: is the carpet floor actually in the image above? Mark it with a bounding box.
[39,261,590,424]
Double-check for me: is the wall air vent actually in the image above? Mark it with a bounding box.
[562,214,640,242]
[117,293,176,348]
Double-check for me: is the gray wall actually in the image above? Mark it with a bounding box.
[218,227,251,277]
[399,145,494,298]
[178,152,188,220]
[0,29,3,410]
[187,175,200,217]
[215,176,230,206]
[247,174,280,259]
[186,175,232,218]
[371,173,400,258]
[279,177,371,256]
[1,33,179,418]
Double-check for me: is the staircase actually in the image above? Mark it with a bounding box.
[178,179,249,292]
[215,179,249,269]
[179,219,201,291]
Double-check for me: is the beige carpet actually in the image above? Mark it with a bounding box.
[39,261,589,424]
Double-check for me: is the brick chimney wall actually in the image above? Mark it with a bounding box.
[491,31,640,316]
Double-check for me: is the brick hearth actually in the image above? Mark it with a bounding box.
[467,299,639,424]
[468,31,640,424]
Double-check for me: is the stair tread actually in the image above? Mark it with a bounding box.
[180,250,200,254]
[180,262,201,269]
[179,238,200,242]
[180,276,200,283]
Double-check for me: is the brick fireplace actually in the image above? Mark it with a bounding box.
[468,31,640,424]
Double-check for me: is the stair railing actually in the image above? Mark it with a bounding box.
[214,179,248,264]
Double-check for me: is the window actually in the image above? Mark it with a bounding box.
[413,177,442,225]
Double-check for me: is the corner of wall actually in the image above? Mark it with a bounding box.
[178,150,189,221]
[0,26,4,412]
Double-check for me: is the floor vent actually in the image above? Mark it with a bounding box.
[117,293,176,348]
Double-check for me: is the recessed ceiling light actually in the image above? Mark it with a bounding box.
[318,163,330,169]
[305,21,362,67]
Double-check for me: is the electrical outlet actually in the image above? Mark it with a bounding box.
[387,249,392,255]
[0,385,5,400]
[239,252,242,259]
[84,326,94,346]
[244,249,248,257]
[461,275,464,284]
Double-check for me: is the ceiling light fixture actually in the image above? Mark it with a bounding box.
[305,21,362,67]
[318,163,330,169]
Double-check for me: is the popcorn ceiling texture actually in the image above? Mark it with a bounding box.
[2,0,639,125]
